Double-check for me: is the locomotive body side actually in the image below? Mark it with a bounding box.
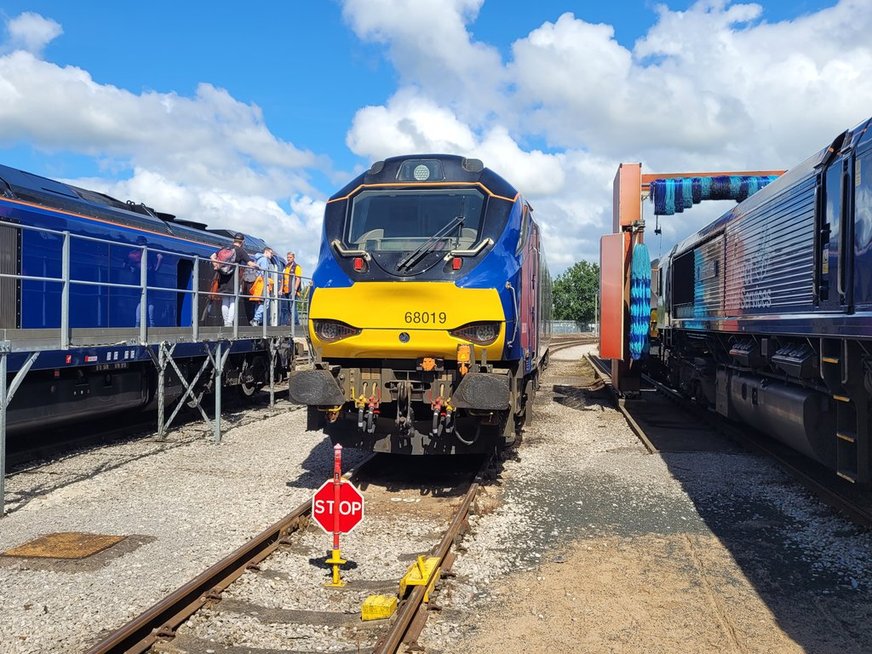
[289,155,551,454]
[0,164,286,435]
[657,118,872,482]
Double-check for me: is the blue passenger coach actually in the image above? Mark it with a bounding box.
[656,117,872,483]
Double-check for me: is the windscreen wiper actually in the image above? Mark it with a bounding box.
[396,215,464,271]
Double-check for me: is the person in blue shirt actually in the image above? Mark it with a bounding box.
[250,247,275,326]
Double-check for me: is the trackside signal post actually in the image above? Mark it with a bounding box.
[601,164,785,394]
[311,444,364,587]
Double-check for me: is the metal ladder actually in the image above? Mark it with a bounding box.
[821,338,869,483]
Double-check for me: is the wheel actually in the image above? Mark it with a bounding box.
[239,379,260,400]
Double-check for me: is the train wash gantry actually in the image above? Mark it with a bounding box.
[600,164,786,395]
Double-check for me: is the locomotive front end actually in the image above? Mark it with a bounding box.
[289,155,533,454]
[309,282,506,361]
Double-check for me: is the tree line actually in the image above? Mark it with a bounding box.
[552,260,599,323]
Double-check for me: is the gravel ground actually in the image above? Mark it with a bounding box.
[0,399,366,653]
[3,343,872,653]
[419,344,872,653]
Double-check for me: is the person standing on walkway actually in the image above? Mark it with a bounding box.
[249,247,275,326]
[210,233,257,327]
[281,251,303,326]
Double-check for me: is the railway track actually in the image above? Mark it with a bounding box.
[7,385,288,473]
[85,453,494,654]
[587,353,872,528]
[548,334,597,356]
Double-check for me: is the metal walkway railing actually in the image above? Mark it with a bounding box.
[0,220,313,515]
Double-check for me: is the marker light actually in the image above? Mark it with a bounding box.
[451,257,462,271]
[353,257,367,272]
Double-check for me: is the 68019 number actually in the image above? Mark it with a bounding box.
[404,311,447,324]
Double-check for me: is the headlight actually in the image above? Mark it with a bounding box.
[313,319,361,343]
[449,321,500,345]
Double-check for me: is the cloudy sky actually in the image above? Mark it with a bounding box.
[1,0,870,275]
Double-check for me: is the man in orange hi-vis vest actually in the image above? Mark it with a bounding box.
[281,251,303,326]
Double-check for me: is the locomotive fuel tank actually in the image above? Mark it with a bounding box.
[718,370,835,465]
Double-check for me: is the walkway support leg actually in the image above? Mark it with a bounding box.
[1,351,39,517]
[212,342,231,444]
[157,342,170,440]
[269,337,277,408]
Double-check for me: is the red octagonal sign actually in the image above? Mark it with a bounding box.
[311,480,365,534]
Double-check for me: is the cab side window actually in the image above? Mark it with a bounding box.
[854,151,872,304]
[517,204,531,254]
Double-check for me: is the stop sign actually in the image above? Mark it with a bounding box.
[311,480,365,534]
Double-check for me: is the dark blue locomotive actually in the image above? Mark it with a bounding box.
[289,154,552,454]
[656,117,872,483]
[0,163,288,434]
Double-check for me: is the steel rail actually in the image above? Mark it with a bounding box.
[586,354,657,454]
[371,455,492,654]
[85,457,373,654]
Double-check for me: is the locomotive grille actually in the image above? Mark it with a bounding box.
[0,223,17,329]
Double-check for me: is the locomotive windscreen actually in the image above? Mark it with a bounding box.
[346,189,485,252]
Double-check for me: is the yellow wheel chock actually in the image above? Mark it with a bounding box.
[399,555,441,603]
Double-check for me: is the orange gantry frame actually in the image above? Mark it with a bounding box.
[600,164,786,394]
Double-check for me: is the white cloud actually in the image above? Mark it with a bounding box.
[0,12,329,273]
[3,12,61,56]
[0,51,318,193]
[72,168,323,274]
[342,0,872,274]
[347,89,477,157]
[342,0,508,125]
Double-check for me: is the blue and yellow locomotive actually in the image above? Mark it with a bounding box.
[289,155,552,454]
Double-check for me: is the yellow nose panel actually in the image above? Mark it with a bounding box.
[309,282,506,359]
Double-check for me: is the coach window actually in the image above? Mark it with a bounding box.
[855,150,872,305]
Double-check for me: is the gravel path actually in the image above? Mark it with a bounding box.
[419,344,872,653]
[0,400,365,653]
[3,344,872,653]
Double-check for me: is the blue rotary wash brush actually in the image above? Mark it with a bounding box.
[629,242,651,360]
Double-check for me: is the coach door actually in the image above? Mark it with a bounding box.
[817,157,851,311]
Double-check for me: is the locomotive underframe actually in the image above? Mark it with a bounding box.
[4,345,285,437]
[660,328,872,483]
[300,358,536,455]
